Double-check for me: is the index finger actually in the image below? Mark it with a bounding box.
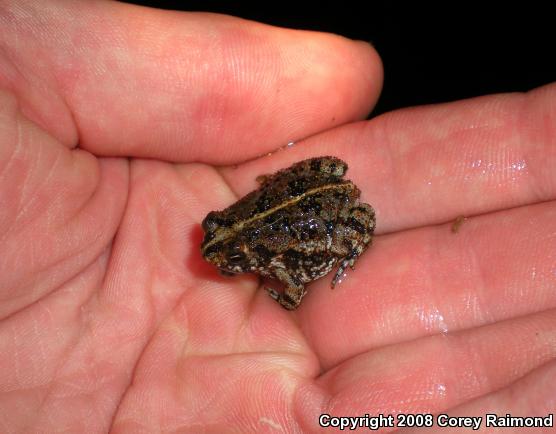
[220,83,556,233]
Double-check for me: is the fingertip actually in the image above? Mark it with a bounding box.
[295,32,384,117]
[344,39,384,118]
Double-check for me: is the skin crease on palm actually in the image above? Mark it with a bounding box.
[0,1,556,433]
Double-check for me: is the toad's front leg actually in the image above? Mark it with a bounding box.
[265,268,307,310]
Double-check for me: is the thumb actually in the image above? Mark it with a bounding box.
[1,1,382,163]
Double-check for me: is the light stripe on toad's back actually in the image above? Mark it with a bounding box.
[201,181,357,252]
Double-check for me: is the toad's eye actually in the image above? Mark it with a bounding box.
[202,212,227,232]
[202,213,218,232]
[226,241,246,264]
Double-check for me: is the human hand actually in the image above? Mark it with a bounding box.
[1,2,554,433]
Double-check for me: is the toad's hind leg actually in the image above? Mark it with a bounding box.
[265,268,306,310]
[331,203,376,288]
[285,156,348,179]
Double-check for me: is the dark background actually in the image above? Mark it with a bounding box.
[125,2,554,116]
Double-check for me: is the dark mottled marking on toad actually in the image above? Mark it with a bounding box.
[201,156,376,310]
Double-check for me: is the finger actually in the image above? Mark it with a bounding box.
[220,83,556,233]
[405,361,556,433]
[1,1,382,162]
[294,309,556,431]
[301,200,556,368]
[0,90,128,318]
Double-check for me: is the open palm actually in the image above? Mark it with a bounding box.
[1,2,555,433]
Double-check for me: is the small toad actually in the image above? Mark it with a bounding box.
[200,156,375,310]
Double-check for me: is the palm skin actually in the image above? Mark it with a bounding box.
[1,2,555,433]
